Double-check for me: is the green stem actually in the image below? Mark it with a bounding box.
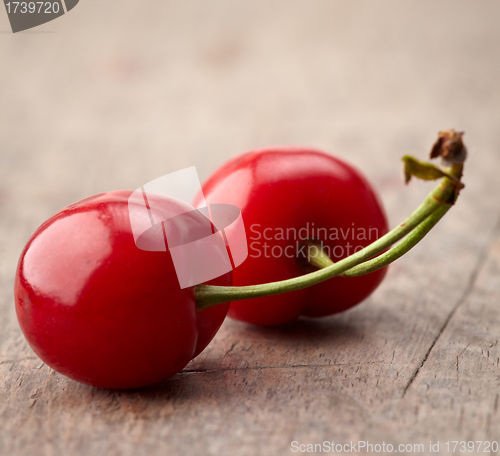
[339,204,450,277]
[195,162,463,311]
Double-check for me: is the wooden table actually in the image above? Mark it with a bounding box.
[1,1,500,454]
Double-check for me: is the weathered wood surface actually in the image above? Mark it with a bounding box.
[1,1,500,455]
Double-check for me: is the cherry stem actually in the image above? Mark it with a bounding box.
[195,132,466,311]
[310,204,451,277]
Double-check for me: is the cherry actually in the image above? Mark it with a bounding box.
[14,132,466,387]
[14,191,230,389]
[195,147,389,325]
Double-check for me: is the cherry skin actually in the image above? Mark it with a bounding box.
[196,147,389,325]
[14,191,230,389]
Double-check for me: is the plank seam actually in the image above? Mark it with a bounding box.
[402,213,500,397]
[181,361,387,374]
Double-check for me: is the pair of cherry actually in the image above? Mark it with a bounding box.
[14,147,389,389]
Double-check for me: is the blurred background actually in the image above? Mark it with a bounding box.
[1,0,499,210]
[1,1,500,454]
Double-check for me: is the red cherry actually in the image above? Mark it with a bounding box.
[196,147,389,325]
[14,191,230,389]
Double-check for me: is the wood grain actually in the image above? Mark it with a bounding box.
[1,1,500,455]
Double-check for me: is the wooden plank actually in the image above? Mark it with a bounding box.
[1,1,500,455]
